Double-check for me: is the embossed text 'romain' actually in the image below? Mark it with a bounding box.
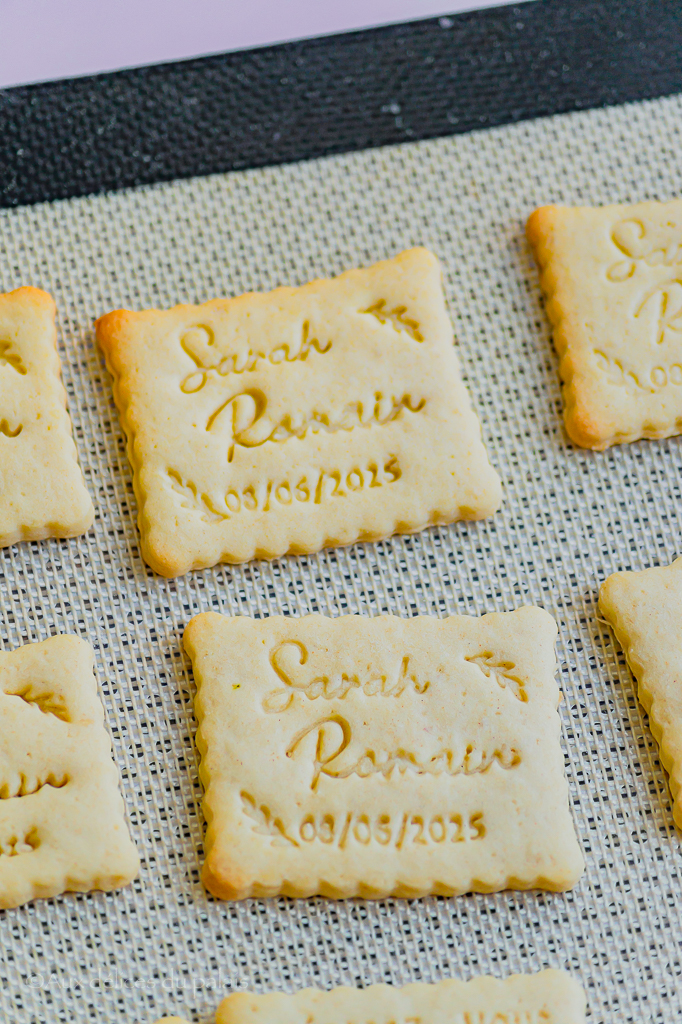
[286,714,521,791]
[207,389,424,463]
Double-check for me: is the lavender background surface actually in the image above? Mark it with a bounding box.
[1,0,526,89]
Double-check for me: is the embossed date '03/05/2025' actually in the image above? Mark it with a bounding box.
[594,349,682,394]
[168,455,402,523]
[241,792,485,849]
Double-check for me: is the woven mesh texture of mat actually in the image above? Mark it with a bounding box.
[1,92,682,1024]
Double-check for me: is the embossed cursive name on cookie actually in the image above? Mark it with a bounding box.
[0,339,27,376]
[0,419,22,438]
[180,320,332,394]
[285,713,521,791]
[0,288,94,546]
[0,339,27,438]
[0,771,69,800]
[181,321,426,465]
[205,389,425,463]
[607,218,682,281]
[633,280,682,346]
[603,218,682,356]
[0,828,39,858]
[262,639,429,712]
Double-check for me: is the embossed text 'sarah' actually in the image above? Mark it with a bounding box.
[263,641,429,713]
[180,320,332,393]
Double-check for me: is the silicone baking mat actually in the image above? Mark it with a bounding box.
[1,91,681,1023]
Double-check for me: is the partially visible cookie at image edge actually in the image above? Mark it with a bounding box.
[528,198,682,450]
[215,971,586,1023]
[599,555,682,828]
[0,287,94,547]
[0,634,139,910]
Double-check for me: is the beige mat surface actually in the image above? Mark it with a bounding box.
[2,92,682,1022]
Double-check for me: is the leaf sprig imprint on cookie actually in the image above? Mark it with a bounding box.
[240,792,299,847]
[168,470,230,523]
[0,339,27,376]
[263,640,430,713]
[0,771,69,799]
[8,684,70,722]
[0,828,39,858]
[594,350,682,394]
[180,320,332,394]
[286,714,521,791]
[607,217,682,281]
[465,653,528,702]
[361,299,424,341]
[168,456,402,526]
[206,389,425,464]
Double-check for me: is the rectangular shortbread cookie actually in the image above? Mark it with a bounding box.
[96,248,501,577]
[184,610,584,900]
[599,556,682,828]
[527,198,682,449]
[0,287,94,546]
[215,971,586,1023]
[0,634,139,909]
